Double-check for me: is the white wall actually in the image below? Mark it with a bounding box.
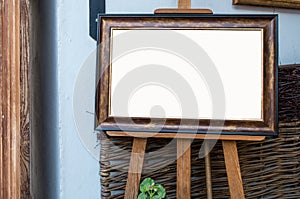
[49,0,300,198]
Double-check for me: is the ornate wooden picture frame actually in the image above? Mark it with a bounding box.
[96,15,278,136]
[233,0,300,9]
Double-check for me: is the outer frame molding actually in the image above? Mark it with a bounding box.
[96,15,278,137]
[233,0,300,9]
[0,0,21,198]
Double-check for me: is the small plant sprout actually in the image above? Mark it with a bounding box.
[138,178,167,199]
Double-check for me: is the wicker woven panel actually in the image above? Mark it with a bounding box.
[99,65,300,198]
[278,65,300,123]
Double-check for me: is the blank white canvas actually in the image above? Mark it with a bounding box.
[110,29,263,120]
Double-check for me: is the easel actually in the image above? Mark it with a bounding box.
[107,132,265,199]
[106,1,266,198]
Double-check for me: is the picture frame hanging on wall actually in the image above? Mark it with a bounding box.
[233,0,300,9]
[96,14,278,136]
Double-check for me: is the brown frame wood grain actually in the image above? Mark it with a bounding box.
[1,0,30,198]
[96,15,278,136]
[233,0,300,9]
[0,0,21,198]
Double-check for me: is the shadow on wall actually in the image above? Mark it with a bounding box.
[31,0,59,198]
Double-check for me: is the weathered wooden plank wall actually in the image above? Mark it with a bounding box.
[20,0,30,197]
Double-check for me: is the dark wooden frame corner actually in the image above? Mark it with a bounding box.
[233,0,300,9]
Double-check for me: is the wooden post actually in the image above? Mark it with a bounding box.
[178,0,191,9]
[155,0,212,14]
[222,141,245,199]
[177,139,192,199]
[0,0,21,198]
[124,138,147,199]
[204,142,213,199]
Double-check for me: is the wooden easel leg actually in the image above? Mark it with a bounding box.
[222,141,245,199]
[204,142,213,199]
[125,138,147,199]
[177,139,192,199]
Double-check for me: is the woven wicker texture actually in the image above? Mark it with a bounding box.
[99,65,300,198]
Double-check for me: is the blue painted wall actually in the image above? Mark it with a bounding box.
[32,0,300,198]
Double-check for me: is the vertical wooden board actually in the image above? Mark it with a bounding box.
[20,0,30,197]
[0,0,21,198]
[125,138,147,199]
[222,141,245,199]
[0,1,3,196]
[178,0,191,9]
[204,143,213,199]
[177,139,191,199]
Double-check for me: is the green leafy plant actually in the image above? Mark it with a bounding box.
[138,178,167,199]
